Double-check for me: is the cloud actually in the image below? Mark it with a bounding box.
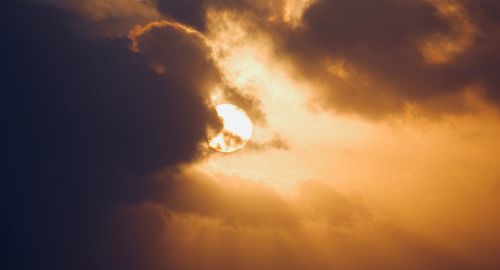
[32,0,162,35]
[297,181,369,226]
[222,86,267,125]
[95,168,481,270]
[159,169,299,227]
[155,0,207,31]
[127,19,269,126]
[154,0,291,31]
[5,1,500,270]
[245,134,290,152]
[126,19,272,130]
[95,168,372,269]
[143,0,500,119]
[274,0,500,118]
[2,1,219,268]
[128,20,220,93]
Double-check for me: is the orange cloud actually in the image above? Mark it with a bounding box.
[420,0,477,64]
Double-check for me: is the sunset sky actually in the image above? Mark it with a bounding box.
[4,0,500,269]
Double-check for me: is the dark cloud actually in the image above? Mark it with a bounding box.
[223,86,267,124]
[155,0,287,31]
[127,20,268,125]
[97,203,171,270]
[156,0,207,30]
[278,0,500,118]
[2,1,219,269]
[29,0,162,36]
[128,20,220,92]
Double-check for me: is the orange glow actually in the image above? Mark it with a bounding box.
[12,1,500,269]
[420,0,477,64]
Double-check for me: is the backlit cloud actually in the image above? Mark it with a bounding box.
[4,1,500,270]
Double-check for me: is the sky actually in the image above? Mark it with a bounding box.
[3,0,500,269]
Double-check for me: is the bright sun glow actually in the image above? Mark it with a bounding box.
[208,104,253,153]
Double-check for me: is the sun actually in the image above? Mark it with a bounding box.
[208,104,253,153]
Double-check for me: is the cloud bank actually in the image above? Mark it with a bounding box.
[4,1,500,270]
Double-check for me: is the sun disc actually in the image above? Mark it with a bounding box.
[208,104,253,153]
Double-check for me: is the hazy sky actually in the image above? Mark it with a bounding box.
[4,1,500,269]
